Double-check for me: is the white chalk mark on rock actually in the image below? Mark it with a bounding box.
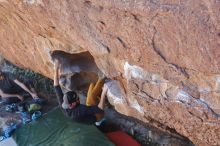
[176,90,191,103]
[130,100,144,115]
[105,80,125,105]
[124,62,145,79]
[124,62,168,84]
[23,0,44,6]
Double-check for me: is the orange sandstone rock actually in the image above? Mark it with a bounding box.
[0,0,219,145]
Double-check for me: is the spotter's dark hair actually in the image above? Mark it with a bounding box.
[65,91,78,104]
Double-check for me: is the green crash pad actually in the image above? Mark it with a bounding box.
[13,108,114,146]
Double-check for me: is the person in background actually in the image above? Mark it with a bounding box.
[0,71,39,102]
[53,59,108,125]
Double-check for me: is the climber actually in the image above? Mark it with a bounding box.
[0,71,39,102]
[53,59,108,125]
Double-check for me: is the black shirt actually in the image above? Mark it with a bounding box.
[54,85,103,124]
[0,73,23,94]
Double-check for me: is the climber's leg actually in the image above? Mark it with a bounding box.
[86,83,96,106]
[91,79,105,100]
[86,79,105,121]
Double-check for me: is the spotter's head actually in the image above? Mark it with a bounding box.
[62,91,79,109]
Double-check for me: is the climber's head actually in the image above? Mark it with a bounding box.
[62,91,80,109]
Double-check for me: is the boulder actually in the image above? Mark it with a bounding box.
[0,0,219,145]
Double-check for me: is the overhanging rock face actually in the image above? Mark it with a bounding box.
[0,0,219,145]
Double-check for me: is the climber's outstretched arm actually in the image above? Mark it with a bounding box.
[98,85,108,110]
[53,60,65,108]
[54,60,60,86]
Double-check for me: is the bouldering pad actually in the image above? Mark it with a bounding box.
[13,108,114,146]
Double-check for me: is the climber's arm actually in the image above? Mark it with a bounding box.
[13,79,38,99]
[53,60,64,106]
[54,60,60,86]
[0,89,24,101]
[98,85,108,110]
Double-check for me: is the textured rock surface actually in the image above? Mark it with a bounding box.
[0,0,219,145]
